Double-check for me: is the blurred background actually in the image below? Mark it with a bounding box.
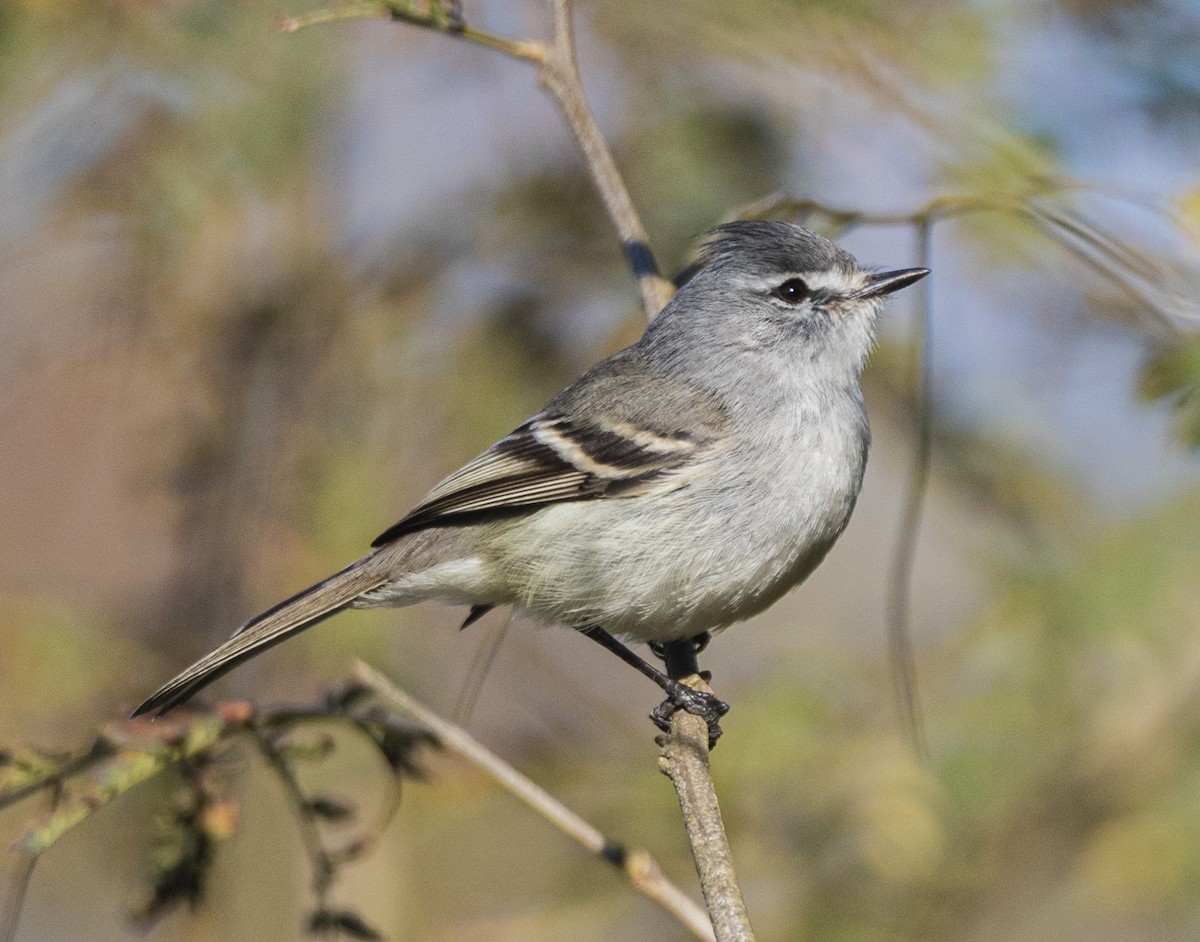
[2,0,1200,939]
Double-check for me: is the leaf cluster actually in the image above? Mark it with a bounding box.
[1,686,438,939]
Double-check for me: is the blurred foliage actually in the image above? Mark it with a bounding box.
[1140,337,1200,449]
[624,102,789,268]
[1,689,436,938]
[127,765,236,927]
[0,600,145,729]
[690,490,1200,937]
[0,0,1198,939]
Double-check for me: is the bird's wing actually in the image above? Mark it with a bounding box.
[372,360,729,546]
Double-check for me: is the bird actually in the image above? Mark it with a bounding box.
[133,221,928,744]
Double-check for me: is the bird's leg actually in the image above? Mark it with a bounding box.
[650,631,713,678]
[579,626,728,748]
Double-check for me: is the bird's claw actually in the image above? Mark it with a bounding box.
[650,686,730,749]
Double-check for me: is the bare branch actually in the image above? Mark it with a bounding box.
[290,0,674,318]
[1,785,60,942]
[0,851,38,942]
[535,0,674,319]
[735,189,1197,335]
[279,2,546,63]
[352,661,715,941]
[250,725,337,915]
[656,642,754,942]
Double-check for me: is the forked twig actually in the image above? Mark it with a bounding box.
[280,0,674,318]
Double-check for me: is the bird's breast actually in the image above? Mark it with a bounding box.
[491,386,870,641]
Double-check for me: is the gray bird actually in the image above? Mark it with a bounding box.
[134,221,928,742]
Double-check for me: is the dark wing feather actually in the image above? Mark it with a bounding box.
[372,362,731,547]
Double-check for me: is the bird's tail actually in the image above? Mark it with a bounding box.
[131,558,388,718]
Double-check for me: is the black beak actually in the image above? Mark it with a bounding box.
[853,267,930,300]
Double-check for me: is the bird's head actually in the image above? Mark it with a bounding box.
[653,221,928,380]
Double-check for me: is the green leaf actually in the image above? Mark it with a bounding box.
[1139,339,1200,449]
[1139,340,1200,401]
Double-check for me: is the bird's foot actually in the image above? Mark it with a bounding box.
[650,683,730,749]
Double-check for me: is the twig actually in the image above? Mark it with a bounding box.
[284,0,673,319]
[737,189,1192,336]
[657,644,754,942]
[249,725,336,918]
[279,2,546,63]
[884,220,933,760]
[0,740,113,812]
[352,661,715,941]
[535,0,674,319]
[0,852,37,942]
[1,785,61,942]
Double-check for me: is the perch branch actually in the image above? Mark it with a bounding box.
[353,661,715,941]
[656,643,754,942]
[530,6,746,931]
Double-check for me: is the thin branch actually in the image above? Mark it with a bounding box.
[452,611,513,726]
[352,661,715,942]
[885,220,933,761]
[290,0,674,318]
[1016,204,1185,336]
[249,725,336,918]
[736,190,1194,335]
[279,2,546,63]
[0,853,37,942]
[0,740,114,812]
[657,643,754,942]
[535,0,674,319]
[1,785,60,942]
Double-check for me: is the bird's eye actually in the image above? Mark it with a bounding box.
[773,278,811,304]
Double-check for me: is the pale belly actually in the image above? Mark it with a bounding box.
[486,424,866,641]
[361,396,869,641]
